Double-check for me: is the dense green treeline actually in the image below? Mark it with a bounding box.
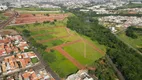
[67,11,142,80]
[126,26,142,39]
[89,57,118,80]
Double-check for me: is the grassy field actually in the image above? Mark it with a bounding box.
[63,41,104,65]
[125,3,142,8]
[15,7,61,11]
[0,12,8,22]
[43,50,78,78]
[118,32,142,50]
[7,16,106,77]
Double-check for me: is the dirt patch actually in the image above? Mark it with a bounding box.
[15,13,68,24]
[0,29,19,36]
[45,39,82,52]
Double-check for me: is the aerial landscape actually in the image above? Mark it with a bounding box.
[0,0,142,80]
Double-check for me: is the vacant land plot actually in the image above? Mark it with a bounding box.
[63,41,104,65]
[43,50,78,78]
[15,13,68,24]
[7,18,106,78]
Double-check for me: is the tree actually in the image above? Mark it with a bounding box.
[126,27,138,39]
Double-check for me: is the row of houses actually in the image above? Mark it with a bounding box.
[0,34,54,80]
[0,52,39,74]
[99,16,142,27]
[6,68,54,80]
[0,35,28,57]
[99,16,142,33]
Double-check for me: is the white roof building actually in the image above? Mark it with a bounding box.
[0,4,8,11]
[66,70,94,80]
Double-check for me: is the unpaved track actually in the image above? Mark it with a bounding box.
[45,39,82,53]
[84,40,105,55]
[54,47,85,69]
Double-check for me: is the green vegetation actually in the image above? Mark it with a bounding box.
[124,3,142,8]
[118,27,142,53]
[64,42,103,65]
[6,20,78,78]
[31,57,39,64]
[46,50,78,78]
[67,10,142,80]
[89,57,118,80]
[126,26,138,39]
[0,12,8,21]
[15,7,60,11]
[7,13,106,78]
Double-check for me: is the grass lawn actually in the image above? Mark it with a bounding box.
[34,35,53,41]
[118,32,142,49]
[43,50,78,78]
[0,13,8,21]
[31,57,39,64]
[43,39,63,47]
[51,27,68,37]
[81,35,107,52]
[63,41,104,65]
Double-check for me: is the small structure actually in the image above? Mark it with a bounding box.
[0,4,8,11]
[66,70,94,80]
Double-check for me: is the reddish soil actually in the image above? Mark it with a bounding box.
[4,12,12,17]
[45,39,96,70]
[45,39,82,52]
[65,27,105,55]
[54,46,86,69]
[15,13,68,24]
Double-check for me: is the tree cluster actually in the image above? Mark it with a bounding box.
[67,11,142,80]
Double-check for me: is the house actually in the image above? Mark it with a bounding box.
[21,69,53,80]
[0,43,6,56]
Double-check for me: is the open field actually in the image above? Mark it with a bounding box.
[7,15,106,77]
[118,32,142,51]
[42,50,78,78]
[28,25,106,66]
[63,41,104,65]
[15,7,61,11]
[15,13,68,24]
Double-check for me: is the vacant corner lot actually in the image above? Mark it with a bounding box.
[7,14,106,77]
